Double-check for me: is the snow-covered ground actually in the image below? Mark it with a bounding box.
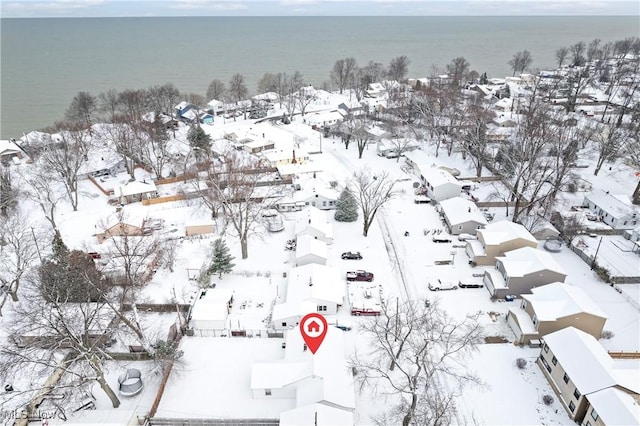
[3,86,640,425]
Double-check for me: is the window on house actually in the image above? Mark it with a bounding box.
[317,305,327,311]
[543,344,549,353]
[281,322,287,327]
[265,389,272,396]
[552,356,557,366]
[563,373,570,384]
[591,409,598,420]
[521,300,526,309]
[569,401,575,412]
[329,201,335,205]
[573,388,581,400]
[458,225,463,230]
[532,315,538,326]
[322,201,327,206]
[540,356,551,373]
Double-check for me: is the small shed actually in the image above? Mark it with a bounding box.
[190,289,234,334]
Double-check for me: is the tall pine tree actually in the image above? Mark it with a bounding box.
[208,238,235,279]
[334,188,358,222]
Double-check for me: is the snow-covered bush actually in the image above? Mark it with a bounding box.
[516,358,527,369]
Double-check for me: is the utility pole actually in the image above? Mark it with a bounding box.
[590,236,603,270]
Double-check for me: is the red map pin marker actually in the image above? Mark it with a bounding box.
[299,313,328,354]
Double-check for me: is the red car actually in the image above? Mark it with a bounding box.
[346,270,374,282]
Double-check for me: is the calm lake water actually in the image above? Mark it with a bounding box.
[1,16,638,139]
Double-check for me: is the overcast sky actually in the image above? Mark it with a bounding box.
[1,0,638,18]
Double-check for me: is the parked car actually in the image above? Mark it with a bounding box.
[458,281,484,289]
[428,279,458,291]
[346,270,374,282]
[457,233,477,241]
[341,251,362,260]
[334,324,352,331]
[432,236,452,243]
[414,196,431,204]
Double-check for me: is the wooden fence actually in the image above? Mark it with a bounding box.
[142,194,186,206]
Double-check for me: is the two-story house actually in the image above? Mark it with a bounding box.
[466,220,538,266]
[483,246,567,298]
[507,282,607,345]
[538,327,640,424]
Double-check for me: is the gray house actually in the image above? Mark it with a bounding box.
[439,197,487,235]
[484,246,567,298]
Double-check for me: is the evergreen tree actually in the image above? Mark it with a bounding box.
[187,125,212,161]
[208,238,235,279]
[334,188,359,222]
[479,72,488,85]
[51,230,69,262]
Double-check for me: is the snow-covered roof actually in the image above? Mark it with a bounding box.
[439,197,488,227]
[304,110,343,125]
[418,166,461,188]
[498,247,567,278]
[403,149,436,167]
[252,92,279,102]
[507,307,537,334]
[207,99,223,109]
[118,180,157,197]
[174,101,191,110]
[251,361,309,389]
[295,234,328,262]
[0,139,23,156]
[191,288,234,323]
[286,264,343,306]
[584,188,639,219]
[479,220,537,246]
[264,149,309,163]
[585,387,640,426]
[295,207,332,240]
[271,300,317,322]
[523,282,607,321]
[78,147,123,175]
[543,327,616,394]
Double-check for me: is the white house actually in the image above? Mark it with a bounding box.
[271,300,317,330]
[117,180,158,204]
[295,234,328,267]
[583,189,640,230]
[416,166,462,202]
[190,289,234,335]
[295,207,333,244]
[250,325,355,424]
[439,197,487,235]
[284,264,344,315]
[303,187,339,211]
[303,110,343,128]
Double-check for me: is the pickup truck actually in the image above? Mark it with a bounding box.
[346,270,374,282]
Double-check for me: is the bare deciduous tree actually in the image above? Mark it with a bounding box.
[148,83,181,116]
[0,213,43,315]
[98,88,120,123]
[555,47,569,68]
[199,150,280,259]
[65,91,97,128]
[446,57,470,87]
[352,299,483,426]
[139,112,170,179]
[460,100,495,177]
[206,79,226,101]
[508,50,533,76]
[591,123,627,176]
[351,169,399,237]
[228,73,248,104]
[39,122,92,211]
[387,55,410,83]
